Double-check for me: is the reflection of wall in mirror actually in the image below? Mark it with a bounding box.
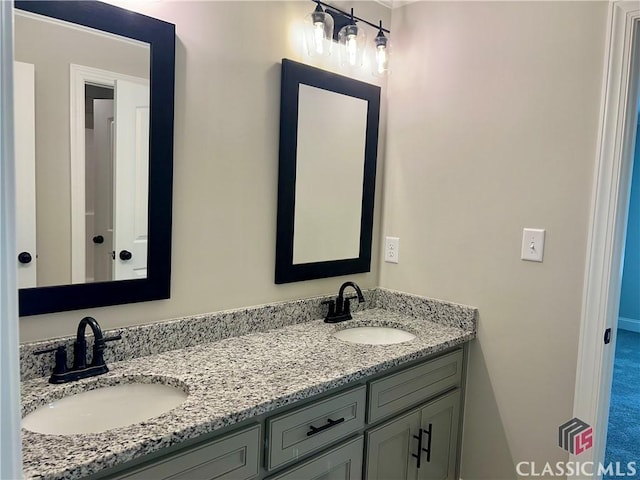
[293,84,368,265]
[14,12,150,287]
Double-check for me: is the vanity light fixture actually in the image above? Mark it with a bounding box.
[304,1,391,74]
[373,20,390,77]
[304,1,334,57]
[338,8,366,68]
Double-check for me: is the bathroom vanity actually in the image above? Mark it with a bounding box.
[20,289,476,480]
[98,349,464,480]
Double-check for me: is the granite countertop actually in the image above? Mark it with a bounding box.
[21,307,475,480]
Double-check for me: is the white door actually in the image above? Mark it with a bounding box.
[113,79,149,280]
[88,98,114,282]
[14,61,37,288]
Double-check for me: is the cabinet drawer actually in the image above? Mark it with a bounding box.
[115,424,260,480]
[368,349,463,423]
[266,385,366,471]
[266,436,363,480]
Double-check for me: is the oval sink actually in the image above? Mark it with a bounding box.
[22,383,188,435]
[332,326,416,345]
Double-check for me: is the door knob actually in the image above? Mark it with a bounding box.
[18,252,32,264]
[119,250,132,261]
[92,235,104,244]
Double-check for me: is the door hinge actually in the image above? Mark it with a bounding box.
[604,328,612,345]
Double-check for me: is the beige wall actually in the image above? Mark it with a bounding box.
[14,13,149,286]
[18,1,390,340]
[381,1,607,477]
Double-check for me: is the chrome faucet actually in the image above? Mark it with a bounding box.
[323,281,365,323]
[34,316,121,384]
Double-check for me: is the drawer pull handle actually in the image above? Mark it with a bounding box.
[307,417,345,436]
[412,429,424,468]
[422,423,433,462]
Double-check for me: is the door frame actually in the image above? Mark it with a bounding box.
[0,0,23,477]
[573,1,640,474]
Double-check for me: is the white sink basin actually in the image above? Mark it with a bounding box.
[22,383,188,435]
[332,326,416,345]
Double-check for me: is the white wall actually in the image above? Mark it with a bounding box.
[382,1,607,476]
[18,1,390,341]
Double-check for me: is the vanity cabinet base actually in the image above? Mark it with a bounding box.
[94,347,467,480]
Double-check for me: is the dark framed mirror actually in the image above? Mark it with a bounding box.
[15,1,175,316]
[275,59,381,283]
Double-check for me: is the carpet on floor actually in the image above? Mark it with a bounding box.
[604,328,640,476]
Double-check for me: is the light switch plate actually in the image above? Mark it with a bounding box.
[384,236,399,263]
[521,228,545,262]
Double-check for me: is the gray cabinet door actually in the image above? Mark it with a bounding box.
[267,436,364,480]
[365,390,461,480]
[365,409,421,480]
[417,390,461,480]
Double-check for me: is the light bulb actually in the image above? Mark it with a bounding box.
[375,45,387,74]
[313,21,325,55]
[346,34,357,66]
[304,3,333,57]
[373,22,390,77]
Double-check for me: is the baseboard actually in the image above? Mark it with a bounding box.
[618,316,640,333]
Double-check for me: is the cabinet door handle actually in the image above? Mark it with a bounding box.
[422,423,433,463]
[412,428,424,469]
[307,417,345,436]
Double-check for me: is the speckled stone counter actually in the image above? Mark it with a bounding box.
[21,291,477,480]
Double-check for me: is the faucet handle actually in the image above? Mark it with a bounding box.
[34,345,68,375]
[93,333,122,367]
[343,296,355,315]
[321,299,336,318]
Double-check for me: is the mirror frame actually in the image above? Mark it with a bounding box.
[16,1,175,316]
[275,59,381,284]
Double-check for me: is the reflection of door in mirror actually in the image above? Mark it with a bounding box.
[112,79,149,280]
[14,10,150,287]
[70,66,149,284]
[14,61,37,288]
[86,88,114,283]
[85,81,149,282]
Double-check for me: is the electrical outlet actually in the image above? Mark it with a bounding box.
[521,228,545,262]
[385,236,399,264]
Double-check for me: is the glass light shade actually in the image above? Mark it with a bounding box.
[338,23,367,68]
[373,32,390,77]
[304,5,334,57]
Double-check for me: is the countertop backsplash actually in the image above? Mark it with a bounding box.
[20,288,477,382]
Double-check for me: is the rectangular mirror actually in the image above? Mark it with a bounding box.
[275,59,381,283]
[15,10,150,287]
[15,1,175,316]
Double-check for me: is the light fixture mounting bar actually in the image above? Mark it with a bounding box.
[313,0,391,34]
